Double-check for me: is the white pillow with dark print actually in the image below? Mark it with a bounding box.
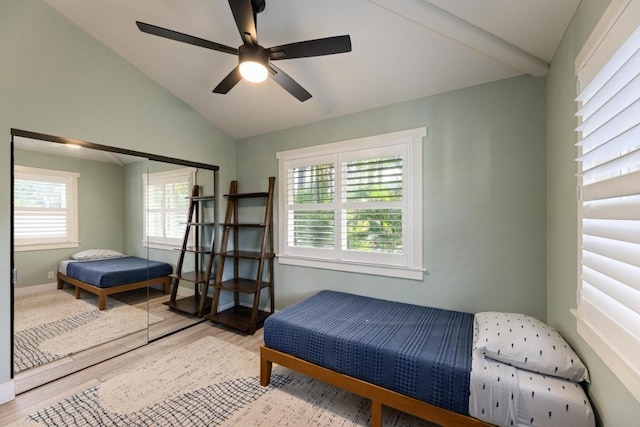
[475,311,590,383]
[71,249,124,260]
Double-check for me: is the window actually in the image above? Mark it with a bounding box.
[575,0,640,401]
[277,128,425,280]
[144,168,194,249]
[14,166,79,251]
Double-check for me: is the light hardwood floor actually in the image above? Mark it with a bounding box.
[1,320,264,425]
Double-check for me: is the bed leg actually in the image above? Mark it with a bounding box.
[162,278,170,294]
[370,400,382,427]
[260,357,273,386]
[98,295,107,310]
[75,286,81,299]
[57,276,63,290]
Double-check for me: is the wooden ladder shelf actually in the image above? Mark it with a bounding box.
[208,177,275,334]
[165,185,216,317]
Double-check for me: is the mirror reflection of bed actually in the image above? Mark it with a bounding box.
[12,132,218,393]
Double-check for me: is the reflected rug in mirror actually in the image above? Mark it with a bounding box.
[9,336,433,426]
[14,289,162,373]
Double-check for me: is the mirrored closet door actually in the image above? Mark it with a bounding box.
[11,130,218,393]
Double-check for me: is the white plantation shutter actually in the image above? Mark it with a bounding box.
[278,128,425,280]
[287,158,335,253]
[144,168,194,248]
[575,0,640,401]
[341,146,404,263]
[14,166,79,250]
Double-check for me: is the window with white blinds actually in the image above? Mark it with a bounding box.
[144,168,194,249]
[14,165,79,251]
[575,0,640,402]
[277,128,425,280]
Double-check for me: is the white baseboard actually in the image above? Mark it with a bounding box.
[0,380,15,405]
[14,282,57,297]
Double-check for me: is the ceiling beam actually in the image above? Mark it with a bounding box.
[369,0,550,76]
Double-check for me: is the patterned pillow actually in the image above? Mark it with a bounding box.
[475,312,590,383]
[71,249,124,260]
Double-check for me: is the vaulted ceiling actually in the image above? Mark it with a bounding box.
[43,0,580,139]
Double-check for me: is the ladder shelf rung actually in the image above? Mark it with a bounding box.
[218,250,274,259]
[171,270,214,283]
[178,246,213,254]
[188,195,215,201]
[225,191,269,199]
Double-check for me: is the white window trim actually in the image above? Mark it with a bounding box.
[143,168,195,251]
[574,0,640,402]
[276,128,426,280]
[14,165,79,252]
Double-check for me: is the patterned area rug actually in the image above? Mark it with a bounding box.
[14,290,162,373]
[10,336,434,426]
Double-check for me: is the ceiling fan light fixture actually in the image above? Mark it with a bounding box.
[239,46,268,83]
[239,60,268,82]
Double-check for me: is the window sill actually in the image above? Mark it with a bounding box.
[277,255,425,281]
[143,242,179,251]
[14,242,79,252]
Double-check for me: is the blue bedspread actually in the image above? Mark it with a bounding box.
[264,290,474,415]
[66,256,172,289]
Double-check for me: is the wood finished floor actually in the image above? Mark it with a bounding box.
[1,320,264,425]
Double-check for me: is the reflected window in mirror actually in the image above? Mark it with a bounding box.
[143,167,195,250]
[14,165,79,252]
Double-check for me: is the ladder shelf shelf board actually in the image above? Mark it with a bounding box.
[216,277,271,294]
[164,184,216,318]
[206,306,272,333]
[209,177,275,335]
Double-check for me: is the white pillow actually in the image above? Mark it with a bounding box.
[70,249,124,260]
[475,311,590,383]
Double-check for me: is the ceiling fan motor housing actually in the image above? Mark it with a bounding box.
[251,0,266,14]
[239,44,269,68]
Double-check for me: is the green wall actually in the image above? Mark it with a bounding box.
[13,148,127,288]
[0,0,236,392]
[546,0,640,424]
[237,75,548,317]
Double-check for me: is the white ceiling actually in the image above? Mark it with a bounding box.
[42,0,580,140]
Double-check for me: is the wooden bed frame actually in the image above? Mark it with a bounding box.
[57,272,170,310]
[260,345,492,427]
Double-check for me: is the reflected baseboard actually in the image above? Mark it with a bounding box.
[14,282,57,297]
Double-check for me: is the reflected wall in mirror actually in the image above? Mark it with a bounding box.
[12,132,217,393]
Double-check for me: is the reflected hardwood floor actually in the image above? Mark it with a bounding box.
[13,286,204,395]
[1,318,264,425]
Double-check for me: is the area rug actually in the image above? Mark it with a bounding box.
[14,290,163,373]
[10,336,434,426]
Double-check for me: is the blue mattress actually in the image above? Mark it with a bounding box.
[65,256,172,289]
[264,290,474,415]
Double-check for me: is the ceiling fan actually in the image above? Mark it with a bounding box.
[136,0,352,102]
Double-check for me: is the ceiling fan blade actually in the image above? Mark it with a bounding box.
[213,66,243,94]
[268,63,311,102]
[228,0,259,46]
[136,21,238,56]
[268,35,351,60]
